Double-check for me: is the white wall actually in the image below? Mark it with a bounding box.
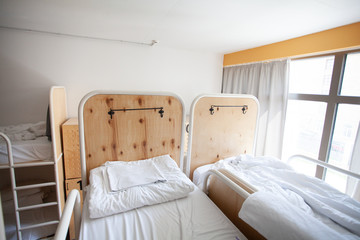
[0,29,223,125]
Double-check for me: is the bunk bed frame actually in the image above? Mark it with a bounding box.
[0,86,67,240]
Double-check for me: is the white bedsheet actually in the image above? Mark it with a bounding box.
[0,136,52,164]
[240,191,347,240]
[195,154,360,239]
[80,185,246,240]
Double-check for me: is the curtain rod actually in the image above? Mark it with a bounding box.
[0,25,159,46]
[223,57,289,68]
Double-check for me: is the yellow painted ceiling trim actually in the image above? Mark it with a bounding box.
[223,22,360,66]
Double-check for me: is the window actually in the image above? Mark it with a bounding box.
[282,50,360,193]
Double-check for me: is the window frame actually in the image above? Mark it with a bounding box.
[288,49,360,179]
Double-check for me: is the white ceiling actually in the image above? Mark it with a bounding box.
[0,0,360,54]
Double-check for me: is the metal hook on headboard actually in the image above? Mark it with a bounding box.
[209,105,248,115]
[108,107,164,119]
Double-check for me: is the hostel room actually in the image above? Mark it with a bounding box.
[0,0,360,239]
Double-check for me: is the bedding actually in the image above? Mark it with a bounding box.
[0,121,46,141]
[81,180,245,240]
[0,121,52,164]
[88,155,194,219]
[240,191,347,240]
[195,154,360,239]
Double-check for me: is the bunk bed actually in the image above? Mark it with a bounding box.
[186,94,360,240]
[54,91,246,240]
[0,86,67,240]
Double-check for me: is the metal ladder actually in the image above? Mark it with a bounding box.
[0,132,60,240]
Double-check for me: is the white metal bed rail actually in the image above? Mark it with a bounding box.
[1,131,61,240]
[54,189,81,240]
[202,169,255,199]
[287,154,360,180]
[0,192,6,240]
[203,155,360,202]
[0,132,22,239]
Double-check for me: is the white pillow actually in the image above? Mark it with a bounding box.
[88,155,194,219]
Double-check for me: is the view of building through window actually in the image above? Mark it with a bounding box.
[282,51,360,193]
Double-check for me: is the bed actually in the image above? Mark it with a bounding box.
[0,86,67,240]
[186,94,360,240]
[54,91,246,240]
[0,122,52,165]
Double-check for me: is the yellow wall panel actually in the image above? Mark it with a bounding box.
[224,22,360,66]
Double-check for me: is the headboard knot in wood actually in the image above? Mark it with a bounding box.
[79,92,185,186]
[186,94,259,179]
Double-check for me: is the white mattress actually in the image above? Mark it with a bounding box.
[80,186,246,240]
[0,136,52,164]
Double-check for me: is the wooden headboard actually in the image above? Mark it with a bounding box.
[78,91,185,186]
[186,94,259,179]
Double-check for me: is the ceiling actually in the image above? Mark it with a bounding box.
[0,0,359,54]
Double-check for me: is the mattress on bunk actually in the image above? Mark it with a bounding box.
[0,136,52,164]
[80,185,246,240]
[194,155,360,239]
[0,121,52,164]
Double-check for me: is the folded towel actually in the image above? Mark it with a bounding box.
[106,160,166,192]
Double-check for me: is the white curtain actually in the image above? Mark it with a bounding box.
[222,59,289,158]
[346,121,360,201]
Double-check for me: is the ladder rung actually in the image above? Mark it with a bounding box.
[16,182,56,190]
[0,161,55,169]
[0,164,10,169]
[17,202,58,211]
[20,220,59,231]
[12,161,55,168]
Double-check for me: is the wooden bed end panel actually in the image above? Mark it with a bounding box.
[208,176,265,240]
[81,93,184,179]
[50,86,68,211]
[57,155,66,211]
[50,86,67,160]
[189,95,259,179]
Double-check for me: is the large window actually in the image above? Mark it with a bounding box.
[282,50,360,193]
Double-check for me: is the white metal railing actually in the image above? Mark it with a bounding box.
[54,189,81,240]
[0,132,61,239]
[202,169,255,199]
[0,132,22,239]
[202,155,360,202]
[0,192,6,240]
[287,154,360,180]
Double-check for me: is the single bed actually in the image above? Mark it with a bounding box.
[54,91,246,240]
[186,94,360,240]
